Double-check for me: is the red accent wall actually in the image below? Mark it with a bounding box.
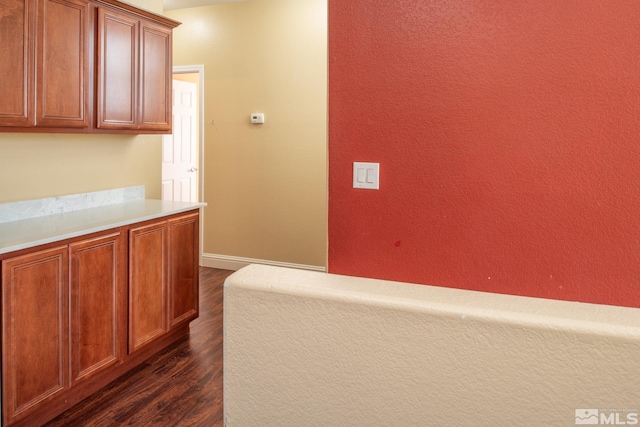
[328,0,640,308]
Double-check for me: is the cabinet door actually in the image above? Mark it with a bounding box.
[0,0,35,126]
[1,247,68,426]
[96,7,138,129]
[129,222,168,353]
[168,213,200,328]
[139,19,172,131]
[36,0,90,128]
[69,233,126,386]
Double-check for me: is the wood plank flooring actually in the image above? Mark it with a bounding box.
[44,267,234,427]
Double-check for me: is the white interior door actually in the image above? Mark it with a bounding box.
[162,79,198,202]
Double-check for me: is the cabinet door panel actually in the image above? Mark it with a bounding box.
[139,20,171,131]
[36,0,90,128]
[0,0,35,126]
[70,233,126,386]
[1,247,68,425]
[168,213,199,328]
[97,7,138,129]
[129,222,167,353]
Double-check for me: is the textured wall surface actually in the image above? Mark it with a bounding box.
[224,265,640,426]
[328,0,640,308]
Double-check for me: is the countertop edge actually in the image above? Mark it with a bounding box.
[0,200,207,256]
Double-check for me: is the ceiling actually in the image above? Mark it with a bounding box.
[163,0,248,11]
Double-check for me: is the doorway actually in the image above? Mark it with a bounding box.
[162,65,206,265]
[162,65,205,203]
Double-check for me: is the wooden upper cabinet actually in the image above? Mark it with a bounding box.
[97,9,173,131]
[0,0,35,126]
[97,7,138,129]
[139,19,172,131]
[0,0,89,129]
[0,0,179,133]
[36,0,90,128]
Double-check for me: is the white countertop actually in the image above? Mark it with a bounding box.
[0,199,206,255]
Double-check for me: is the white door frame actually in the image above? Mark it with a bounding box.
[172,64,205,264]
[172,65,205,203]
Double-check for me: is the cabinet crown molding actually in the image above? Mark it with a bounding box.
[95,0,181,28]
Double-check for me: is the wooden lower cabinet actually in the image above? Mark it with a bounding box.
[1,210,200,426]
[69,233,126,385]
[128,212,200,354]
[128,221,168,353]
[168,213,199,328]
[1,246,69,425]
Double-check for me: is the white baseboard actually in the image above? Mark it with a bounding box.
[201,253,326,272]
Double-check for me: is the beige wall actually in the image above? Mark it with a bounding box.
[0,0,164,204]
[166,0,328,268]
[225,265,640,426]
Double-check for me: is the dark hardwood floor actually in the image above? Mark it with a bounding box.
[44,267,234,427]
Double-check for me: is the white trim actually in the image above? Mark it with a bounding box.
[201,253,327,272]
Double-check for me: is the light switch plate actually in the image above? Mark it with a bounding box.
[353,162,380,189]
